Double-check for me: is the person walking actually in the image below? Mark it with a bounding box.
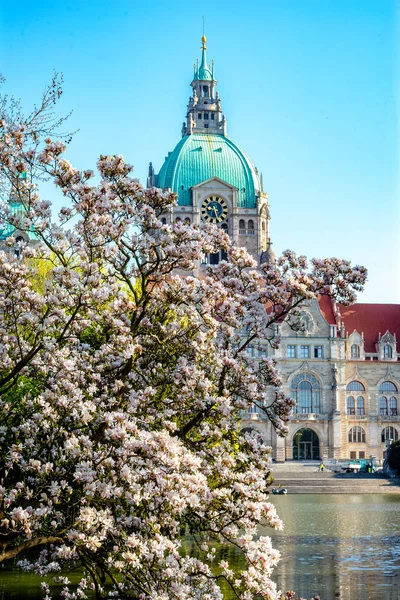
[319,463,325,472]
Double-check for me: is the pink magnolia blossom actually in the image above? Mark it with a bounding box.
[0,78,366,599]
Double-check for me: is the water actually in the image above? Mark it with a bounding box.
[267,494,400,600]
[1,495,400,599]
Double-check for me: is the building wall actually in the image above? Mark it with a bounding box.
[241,298,400,462]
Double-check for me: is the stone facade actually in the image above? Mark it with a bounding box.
[241,298,400,462]
[152,37,400,462]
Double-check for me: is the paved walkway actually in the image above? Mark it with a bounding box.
[270,461,400,494]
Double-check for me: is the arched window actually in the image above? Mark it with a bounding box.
[348,427,366,443]
[347,396,355,415]
[390,397,398,416]
[351,344,360,359]
[161,217,167,225]
[221,222,228,233]
[356,396,365,415]
[379,397,388,416]
[291,373,321,414]
[239,219,246,234]
[379,381,398,393]
[175,217,182,223]
[247,220,255,234]
[346,383,366,415]
[346,381,365,392]
[384,345,393,359]
[381,427,399,443]
[184,217,191,224]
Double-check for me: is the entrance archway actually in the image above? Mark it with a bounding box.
[293,428,320,460]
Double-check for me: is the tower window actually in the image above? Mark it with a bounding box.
[351,344,360,359]
[204,113,209,120]
[204,124,209,128]
[211,113,215,120]
[198,113,202,119]
[202,85,209,97]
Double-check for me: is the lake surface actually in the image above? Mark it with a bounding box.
[267,494,400,600]
[2,494,400,599]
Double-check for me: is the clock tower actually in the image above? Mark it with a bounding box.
[149,36,275,267]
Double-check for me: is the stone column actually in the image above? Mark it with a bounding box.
[275,434,286,463]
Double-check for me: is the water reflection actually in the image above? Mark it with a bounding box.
[267,495,400,600]
[2,495,400,599]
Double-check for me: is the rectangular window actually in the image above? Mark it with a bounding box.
[287,345,296,358]
[198,114,202,119]
[314,346,323,358]
[204,113,209,120]
[211,113,215,120]
[300,345,310,358]
[359,451,365,459]
[350,451,357,460]
[204,124,209,128]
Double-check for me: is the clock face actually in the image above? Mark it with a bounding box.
[201,196,228,224]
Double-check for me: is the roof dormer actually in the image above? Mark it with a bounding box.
[347,329,365,360]
[377,330,397,361]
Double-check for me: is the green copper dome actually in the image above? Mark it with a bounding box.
[0,172,36,241]
[0,201,37,241]
[156,133,261,208]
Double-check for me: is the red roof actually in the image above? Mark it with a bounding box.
[339,304,400,353]
[318,295,337,325]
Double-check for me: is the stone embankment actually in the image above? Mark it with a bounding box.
[271,461,400,494]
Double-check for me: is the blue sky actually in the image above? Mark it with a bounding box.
[1,0,398,303]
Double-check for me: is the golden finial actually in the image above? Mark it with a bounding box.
[201,35,207,49]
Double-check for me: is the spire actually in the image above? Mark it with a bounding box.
[182,36,226,137]
[193,36,213,82]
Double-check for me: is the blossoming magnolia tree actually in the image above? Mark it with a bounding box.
[0,82,367,600]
